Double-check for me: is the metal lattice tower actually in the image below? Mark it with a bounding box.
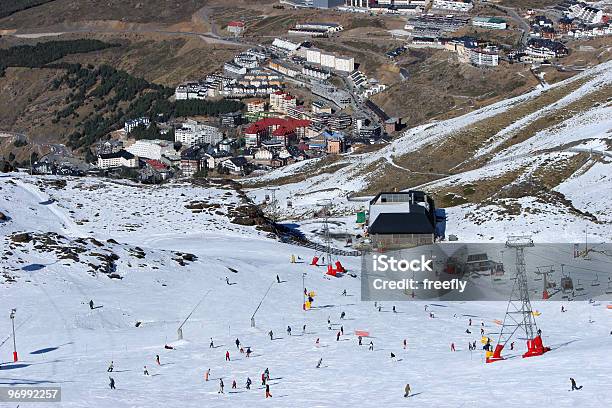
[317,200,333,267]
[266,187,280,224]
[496,236,538,347]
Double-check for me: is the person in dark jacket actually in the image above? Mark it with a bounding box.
[265,384,272,398]
[570,378,583,391]
[109,377,115,389]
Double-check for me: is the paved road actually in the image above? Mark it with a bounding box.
[10,27,246,47]
[494,4,531,45]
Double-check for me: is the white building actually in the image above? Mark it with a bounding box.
[320,52,336,68]
[271,38,301,54]
[306,48,322,65]
[567,3,603,24]
[224,62,247,76]
[247,99,266,113]
[469,46,499,67]
[175,119,224,147]
[525,39,569,60]
[124,117,150,133]
[302,65,331,80]
[227,21,245,36]
[126,139,175,161]
[97,151,138,169]
[432,0,473,12]
[334,56,355,72]
[472,17,507,30]
[344,0,370,7]
[270,91,297,114]
[295,22,343,32]
[362,83,387,98]
[305,48,355,72]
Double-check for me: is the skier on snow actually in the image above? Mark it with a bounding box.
[570,378,583,391]
[236,338,240,349]
[109,377,115,390]
[89,300,94,310]
[287,326,292,336]
[219,379,224,394]
[246,377,252,390]
[232,379,237,389]
[268,330,274,340]
[226,351,230,361]
[144,366,149,376]
[210,337,214,348]
[107,361,114,372]
[316,358,323,368]
[156,355,160,365]
[265,384,272,398]
[404,383,411,397]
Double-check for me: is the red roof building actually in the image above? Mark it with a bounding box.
[244,117,311,147]
[227,21,245,35]
[145,159,168,171]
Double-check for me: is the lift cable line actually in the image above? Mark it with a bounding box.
[177,290,212,340]
[251,280,275,328]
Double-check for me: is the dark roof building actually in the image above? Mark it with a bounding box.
[367,191,438,249]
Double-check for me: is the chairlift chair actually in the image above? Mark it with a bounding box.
[492,263,504,282]
[560,276,574,292]
[605,278,612,295]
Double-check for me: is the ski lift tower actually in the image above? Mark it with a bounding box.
[265,187,280,224]
[317,199,333,269]
[487,236,550,363]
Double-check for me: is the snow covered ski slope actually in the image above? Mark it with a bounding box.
[1,174,611,407]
